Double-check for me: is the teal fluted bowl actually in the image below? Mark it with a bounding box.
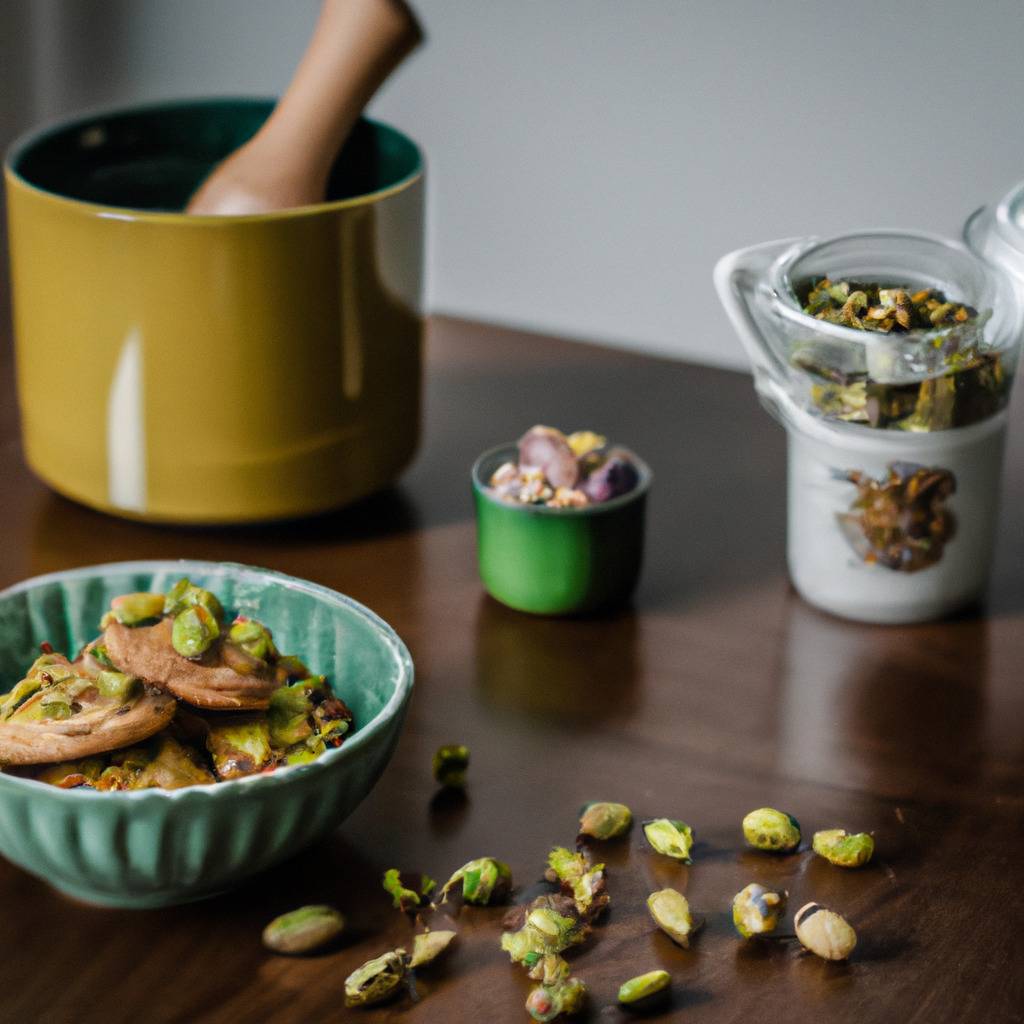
[472,444,651,615]
[0,560,413,908]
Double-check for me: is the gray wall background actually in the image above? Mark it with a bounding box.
[2,0,1023,368]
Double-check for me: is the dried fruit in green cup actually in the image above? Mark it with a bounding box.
[812,829,875,868]
[794,902,857,961]
[262,905,345,954]
[432,743,470,787]
[647,888,699,948]
[732,883,787,938]
[344,949,408,1008]
[578,801,632,840]
[171,605,220,658]
[643,819,694,862]
[408,929,457,969]
[439,857,511,905]
[618,969,670,1005]
[742,807,801,852]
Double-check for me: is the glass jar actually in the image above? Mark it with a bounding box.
[714,231,1023,623]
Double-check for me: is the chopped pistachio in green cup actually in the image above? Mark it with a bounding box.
[0,560,412,908]
[472,444,651,615]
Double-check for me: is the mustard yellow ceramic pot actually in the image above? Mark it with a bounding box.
[4,99,424,522]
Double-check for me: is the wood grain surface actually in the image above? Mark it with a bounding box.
[0,316,1021,1023]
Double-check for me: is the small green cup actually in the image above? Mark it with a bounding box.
[471,444,651,615]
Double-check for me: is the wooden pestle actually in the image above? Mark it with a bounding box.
[186,0,421,215]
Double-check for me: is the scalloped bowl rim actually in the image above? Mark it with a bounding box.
[0,559,413,804]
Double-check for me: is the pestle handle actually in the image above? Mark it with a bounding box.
[187,0,422,215]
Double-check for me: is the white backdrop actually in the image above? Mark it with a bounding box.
[3,0,1024,368]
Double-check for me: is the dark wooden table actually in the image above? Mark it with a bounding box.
[0,316,1022,1024]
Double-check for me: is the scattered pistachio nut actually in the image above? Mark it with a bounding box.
[732,883,787,938]
[742,807,801,852]
[408,929,457,969]
[812,829,875,868]
[171,604,220,659]
[525,976,587,1022]
[643,818,694,862]
[545,847,608,918]
[439,857,511,905]
[432,743,470,787]
[618,969,670,1006]
[647,888,699,948]
[578,801,632,840]
[794,902,857,961]
[501,900,588,963]
[261,904,345,954]
[344,949,408,1008]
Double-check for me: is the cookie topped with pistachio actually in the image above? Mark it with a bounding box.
[0,649,175,766]
[488,426,640,508]
[3,578,355,790]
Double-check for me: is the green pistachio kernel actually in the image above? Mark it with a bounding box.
[647,888,699,948]
[228,618,276,661]
[732,883,787,938]
[262,905,345,954]
[95,670,140,703]
[742,807,801,852]
[88,644,116,669]
[163,578,225,623]
[501,902,587,963]
[812,829,875,868]
[108,592,165,627]
[267,680,316,747]
[344,949,407,1008]
[432,743,470,787]
[617,969,671,1005]
[408,929,457,969]
[643,818,694,862]
[439,857,511,905]
[794,902,857,961]
[578,801,632,840]
[171,605,220,658]
[38,690,73,719]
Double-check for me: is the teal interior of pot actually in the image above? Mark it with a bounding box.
[7,99,421,211]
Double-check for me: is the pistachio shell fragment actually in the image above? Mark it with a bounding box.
[732,883,787,938]
[794,902,857,961]
[643,818,694,862]
[647,888,699,948]
[545,847,608,917]
[578,801,632,840]
[408,929,457,969]
[439,857,511,905]
[742,807,801,852]
[344,949,407,1008]
[382,868,429,912]
[262,904,345,954]
[618,969,670,1005]
[812,829,875,868]
[501,898,588,964]
[432,743,470,787]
